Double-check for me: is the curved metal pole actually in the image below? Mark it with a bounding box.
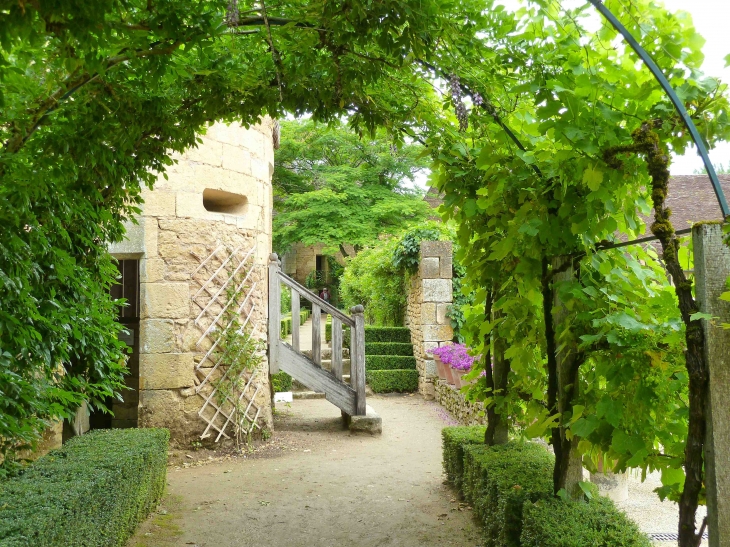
[587,0,730,218]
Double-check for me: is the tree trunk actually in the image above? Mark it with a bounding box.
[491,313,511,445]
[543,256,583,497]
[604,123,708,547]
[483,291,498,446]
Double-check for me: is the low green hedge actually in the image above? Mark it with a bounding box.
[366,369,419,392]
[463,442,553,547]
[0,428,169,547]
[442,427,647,547]
[442,426,486,492]
[364,342,414,356]
[521,497,651,547]
[364,327,411,343]
[365,355,417,370]
[271,371,293,392]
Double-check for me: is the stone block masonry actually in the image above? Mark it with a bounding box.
[406,241,454,399]
[434,379,487,426]
[108,119,277,445]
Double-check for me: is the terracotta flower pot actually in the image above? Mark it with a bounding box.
[434,356,448,381]
[444,365,456,385]
[453,369,467,389]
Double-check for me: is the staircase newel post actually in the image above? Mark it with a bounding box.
[351,305,366,415]
[268,253,281,374]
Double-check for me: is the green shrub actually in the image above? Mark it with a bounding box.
[462,442,554,547]
[0,428,169,547]
[441,426,486,491]
[325,321,331,343]
[366,369,419,392]
[366,355,417,370]
[271,371,293,392]
[364,327,411,343]
[521,497,651,547]
[364,342,413,356]
[340,238,407,326]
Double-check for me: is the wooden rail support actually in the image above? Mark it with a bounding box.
[267,254,367,417]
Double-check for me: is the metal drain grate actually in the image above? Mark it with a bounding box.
[649,532,708,541]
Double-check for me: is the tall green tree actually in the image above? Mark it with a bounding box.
[272,120,431,256]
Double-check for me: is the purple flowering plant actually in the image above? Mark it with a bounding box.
[430,343,478,371]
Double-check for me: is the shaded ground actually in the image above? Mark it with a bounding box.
[128,394,480,547]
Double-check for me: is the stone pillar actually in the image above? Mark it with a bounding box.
[406,241,453,399]
[693,222,730,547]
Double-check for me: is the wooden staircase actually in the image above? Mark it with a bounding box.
[268,254,366,416]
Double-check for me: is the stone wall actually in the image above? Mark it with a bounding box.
[109,120,276,445]
[405,241,454,399]
[434,380,488,426]
[282,242,354,285]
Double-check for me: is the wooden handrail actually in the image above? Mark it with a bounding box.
[277,271,355,327]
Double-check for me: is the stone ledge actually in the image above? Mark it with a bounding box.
[434,379,487,426]
[346,405,382,435]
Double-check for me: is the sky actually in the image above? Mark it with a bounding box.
[661,0,730,174]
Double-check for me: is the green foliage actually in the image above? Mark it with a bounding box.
[521,497,651,547]
[365,355,417,371]
[340,238,407,326]
[364,342,414,356]
[273,119,431,254]
[0,0,487,460]
[441,426,487,490]
[0,428,168,547]
[365,369,419,393]
[271,372,293,393]
[364,327,412,343]
[392,227,443,273]
[448,260,472,344]
[427,0,729,509]
[462,442,554,547]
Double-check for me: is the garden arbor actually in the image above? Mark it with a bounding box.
[2,0,730,545]
[422,2,730,547]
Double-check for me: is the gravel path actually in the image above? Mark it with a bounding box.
[129,393,709,547]
[129,394,480,547]
[618,471,708,546]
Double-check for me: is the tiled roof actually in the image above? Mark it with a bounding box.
[639,174,730,235]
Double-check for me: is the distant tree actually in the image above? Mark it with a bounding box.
[273,120,431,257]
[693,162,730,174]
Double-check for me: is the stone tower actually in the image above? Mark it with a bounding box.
[108,120,276,444]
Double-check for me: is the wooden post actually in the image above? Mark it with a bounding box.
[693,223,730,547]
[351,305,366,415]
[268,254,281,374]
[332,316,343,380]
[312,304,321,365]
[291,290,300,352]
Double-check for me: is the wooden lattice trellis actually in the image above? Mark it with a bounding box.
[190,244,265,442]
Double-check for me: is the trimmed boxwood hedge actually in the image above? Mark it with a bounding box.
[463,443,553,547]
[442,426,486,491]
[365,355,417,370]
[442,426,648,547]
[521,497,651,547]
[365,355,416,370]
[364,327,411,343]
[364,342,414,356]
[366,369,419,392]
[271,371,293,392]
[0,428,169,547]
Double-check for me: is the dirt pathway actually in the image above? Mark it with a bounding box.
[129,394,479,547]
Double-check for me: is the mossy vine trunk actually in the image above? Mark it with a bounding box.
[604,122,708,547]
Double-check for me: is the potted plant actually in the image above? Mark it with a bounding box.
[432,344,478,388]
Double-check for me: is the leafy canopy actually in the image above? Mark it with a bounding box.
[272,119,431,255]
